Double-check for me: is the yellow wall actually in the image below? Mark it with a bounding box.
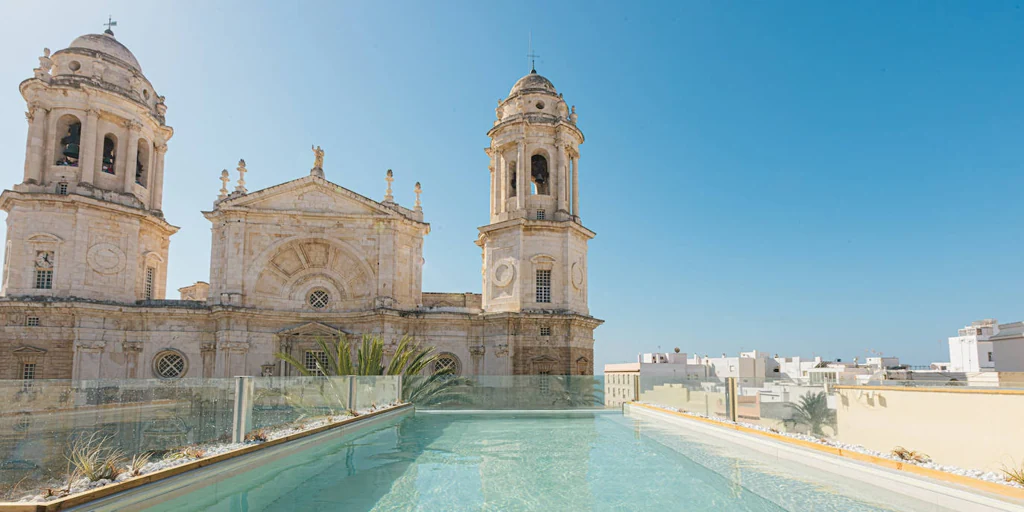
[835,386,1024,472]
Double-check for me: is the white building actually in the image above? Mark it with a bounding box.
[603,350,709,407]
[989,321,1024,373]
[948,319,999,372]
[771,355,823,383]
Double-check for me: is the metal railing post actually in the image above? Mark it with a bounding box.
[231,376,254,443]
[726,377,738,422]
[396,374,403,403]
[348,376,356,411]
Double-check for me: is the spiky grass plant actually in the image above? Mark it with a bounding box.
[127,452,153,477]
[66,433,126,482]
[1002,461,1024,486]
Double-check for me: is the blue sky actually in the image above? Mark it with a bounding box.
[1,2,1022,369]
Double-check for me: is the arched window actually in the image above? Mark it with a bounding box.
[54,115,82,166]
[508,160,517,197]
[136,139,150,187]
[101,135,117,174]
[433,353,461,376]
[531,154,549,195]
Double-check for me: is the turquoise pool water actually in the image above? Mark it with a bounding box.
[135,411,937,511]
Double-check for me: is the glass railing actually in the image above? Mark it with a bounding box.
[0,376,401,494]
[634,375,1024,479]
[634,375,731,420]
[405,375,605,410]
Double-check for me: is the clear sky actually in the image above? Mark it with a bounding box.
[1,1,1022,370]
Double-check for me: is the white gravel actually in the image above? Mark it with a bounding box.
[15,402,400,503]
[636,402,1023,489]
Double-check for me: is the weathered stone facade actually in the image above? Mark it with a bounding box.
[0,31,602,380]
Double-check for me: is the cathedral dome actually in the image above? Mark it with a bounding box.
[509,70,557,96]
[67,32,142,72]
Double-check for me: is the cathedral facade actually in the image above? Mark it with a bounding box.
[0,30,601,381]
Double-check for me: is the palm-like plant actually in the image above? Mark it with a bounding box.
[275,334,471,407]
[789,391,836,436]
[551,375,603,408]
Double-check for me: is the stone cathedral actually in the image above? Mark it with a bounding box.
[0,29,601,381]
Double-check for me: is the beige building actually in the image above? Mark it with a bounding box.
[0,30,602,381]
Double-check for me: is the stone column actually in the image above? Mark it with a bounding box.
[498,153,507,214]
[516,142,526,210]
[556,143,568,213]
[78,109,99,186]
[23,104,47,184]
[571,154,580,217]
[488,152,495,218]
[152,143,167,211]
[123,122,140,192]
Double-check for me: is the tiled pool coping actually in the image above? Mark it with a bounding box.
[628,402,1024,508]
[0,403,413,512]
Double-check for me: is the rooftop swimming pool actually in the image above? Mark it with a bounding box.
[87,407,984,512]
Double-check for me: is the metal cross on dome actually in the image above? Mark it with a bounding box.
[527,32,540,72]
[104,16,117,35]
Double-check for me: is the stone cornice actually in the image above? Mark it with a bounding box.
[476,216,596,240]
[19,78,171,135]
[487,116,584,143]
[0,190,179,235]
[205,175,428,232]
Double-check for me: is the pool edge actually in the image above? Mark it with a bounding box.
[627,402,1024,511]
[0,403,413,512]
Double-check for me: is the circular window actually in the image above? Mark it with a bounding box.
[309,289,330,309]
[68,61,81,72]
[535,101,545,110]
[154,351,186,379]
[433,353,461,376]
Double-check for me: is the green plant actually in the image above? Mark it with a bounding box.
[275,334,473,407]
[891,446,930,463]
[788,392,836,436]
[551,375,603,407]
[65,433,126,482]
[1001,461,1024,485]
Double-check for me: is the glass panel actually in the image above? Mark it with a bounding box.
[0,378,235,491]
[407,375,605,410]
[637,375,731,420]
[252,376,351,428]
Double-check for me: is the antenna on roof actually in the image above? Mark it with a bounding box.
[527,32,540,73]
[103,15,118,36]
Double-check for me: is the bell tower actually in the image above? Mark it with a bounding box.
[477,68,594,315]
[0,26,177,302]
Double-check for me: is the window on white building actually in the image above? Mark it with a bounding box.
[25,316,39,327]
[536,209,545,220]
[56,182,68,195]
[536,270,551,303]
[988,352,993,362]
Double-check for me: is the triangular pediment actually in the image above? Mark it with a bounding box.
[12,346,47,355]
[218,176,400,218]
[278,321,348,337]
